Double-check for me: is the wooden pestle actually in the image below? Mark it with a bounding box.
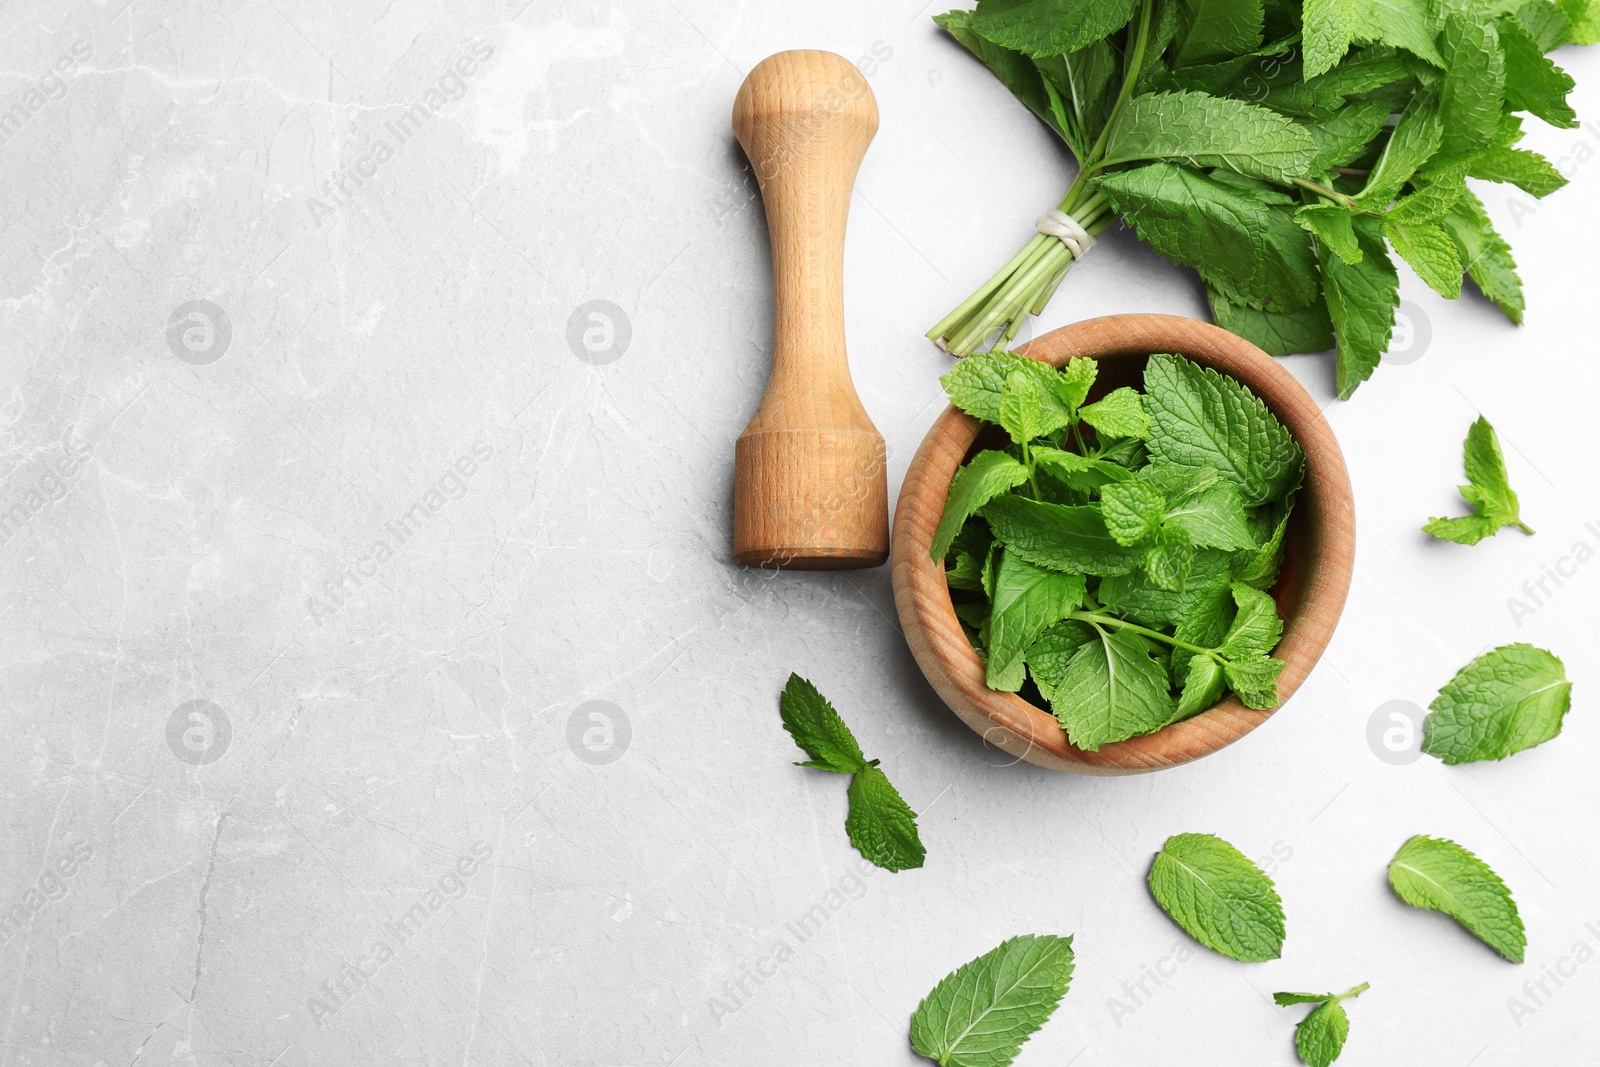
[731,50,889,569]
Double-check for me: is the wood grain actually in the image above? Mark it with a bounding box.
[731,51,888,569]
[890,315,1357,774]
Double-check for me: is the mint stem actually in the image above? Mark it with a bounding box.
[1068,611,1220,660]
[1516,520,1536,535]
[1336,982,1370,1002]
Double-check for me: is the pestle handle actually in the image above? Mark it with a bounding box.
[731,50,889,570]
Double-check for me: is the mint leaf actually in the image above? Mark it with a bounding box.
[1101,90,1320,184]
[1143,353,1304,507]
[941,350,1057,424]
[981,496,1141,576]
[1078,386,1149,439]
[1175,654,1226,719]
[1223,652,1287,709]
[1048,625,1175,749]
[1384,216,1463,298]
[1148,832,1286,961]
[1438,16,1507,157]
[1275,984,1367,1067]
[1518,0,1574,49]
[1219,582,1283,658]
[1467,145,1567,198]
[932,450,1031,560]
[1439,190,1525,324]
[1302,0,1443,78]
[1101,480,1167,546]
[1321,214,1399,399]
[1032,447,1133,492]
[1171,0,1265,64]
[1164,479,1257,551]
[1560,0,1600,43]
[1356,87,1443,208]
[1500,17,1578,128]
[780,674,869,773]
[1208,288,1335,356]
[909,934,1076,1067]
[968,0,1141,57]
[1388,835,1526,962]
[1025,620,1097,699]
[1423,643,1571,763]
[987,553,1088,691]
[846,765,927,872]
[1093,163,1319,312]
[1424,416,1532,544]
[1141,522,1194,592]
[1098,547,1234,625]
[935,12,1069,146]
[1302,99,1393,173]
[1297,204,1362,265]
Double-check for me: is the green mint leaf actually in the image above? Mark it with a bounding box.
[1303,99,1393,173]
[780,674,869,774]
[1293,1000,1350,1067]
[1500,17,1579,127]
[940,350,1055,424]
[1559,0,1600,44]
[1438,17,1507,157]
[1233,498,1294,588]
[1423,643,1571,763]
[1424,416,1531,544]
[1143,353,1304,507]
[1175,654,1227,719]
[932,451,1032,561]
[1100,90,1320,185]
[1056,356,1099,411]
[967,0,1141,57]
[1265,47,1410,115]
[1101,481,1167,546]
[1207,287,1335,356]
[981,496,1141,576]
[1302,0,1443,78]
[1170,575,1237,679]
[1384,216,1463,298]
[1320,214,1399,399]
[1147,832,1286,961]
[846,765,926,872]
[1025,620,1097,701]
[1388,172,1467,226]
[1098,548,1234,625]
[1078,386,1150,439]
[1387,835,1526,962]
[1467,145,1568,198]
[1297,205,1363,266]
[1438,190,1525,324]
[1223,652,1286,709]
[1142,522,1195,592]
[1220,583,1284,659]
[1164,479,1257,551]
[1094,164,1319,312]
[1032,447,1133,492]
[1518,0,1574,49]
[987,553,1088,692]
[1170,0,1265,64]
[1048,626,1176,750]
[909,934,1076,1067]
[998,368,1046,444]
[1356,86,1443,208]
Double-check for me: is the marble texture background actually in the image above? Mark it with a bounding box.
[2,1,1597,1064]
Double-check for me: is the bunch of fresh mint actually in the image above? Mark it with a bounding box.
[928,0,1596,396]
[932,349,1303,749]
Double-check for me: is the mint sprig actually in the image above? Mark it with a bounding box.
[1424,416,1534,545]
[1274,983,1369,1067]
[778,675,926,872]
[927,0,1595,396]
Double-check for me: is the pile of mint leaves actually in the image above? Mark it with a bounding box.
[927,0,1597,396]
[931,348,1303,749]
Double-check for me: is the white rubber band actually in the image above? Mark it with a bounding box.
[1035,209,1094,259]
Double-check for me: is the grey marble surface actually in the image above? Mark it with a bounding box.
[3,1,1598,1064]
